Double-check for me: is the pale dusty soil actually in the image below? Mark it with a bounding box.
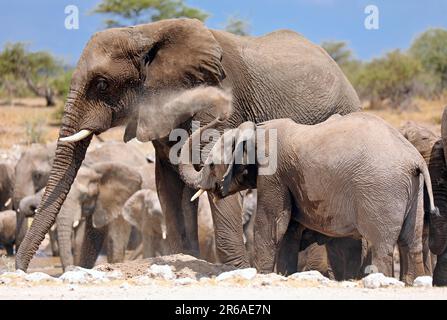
[1,284,447,300]
[0,254,446,300]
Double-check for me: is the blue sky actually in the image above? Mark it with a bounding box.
[0,0,446,65]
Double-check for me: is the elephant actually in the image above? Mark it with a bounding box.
[13,143,55,250]
[0,162,14,212]
[400,118,447,286]
[183,113,438,285]
[122,189,169,258]
[16,18,361,271]
[0,210,16,256]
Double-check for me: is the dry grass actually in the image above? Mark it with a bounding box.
[365,97,447,135]
[1,96,446,149]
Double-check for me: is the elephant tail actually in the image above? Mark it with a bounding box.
[419,161,440,217]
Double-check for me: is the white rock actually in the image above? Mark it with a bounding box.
[175,277,197,285]
[413,276,433,288]
[362,273,405,289]
[25,272,60,283]
[134,275,152,285]
[216,268,257,281]
[288,271,331,285]
[106,270,124,280]
[0,270,26,278]
[147,264,175,280]
[59,266,107,284]
[120,282,130,289]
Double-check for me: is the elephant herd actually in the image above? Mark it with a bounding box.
[0,18,445,287]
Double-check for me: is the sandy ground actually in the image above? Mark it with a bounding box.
[0,254,446,300]
[1,284,447,300]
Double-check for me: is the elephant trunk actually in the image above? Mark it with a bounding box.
[15,104,92,271]
[178,117,223,190]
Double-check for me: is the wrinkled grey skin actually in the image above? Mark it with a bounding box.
[0,162,14,212]
[18,189,59,256]
[401,118,447,286]
[192,114,437,284]
[122,189,168,258]
[13,143,55,250]
[0,210,16,256]
[16,18,361,271]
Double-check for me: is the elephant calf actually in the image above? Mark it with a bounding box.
[122,189,169,258]
[0,210,16,256]
[182,113,438,285]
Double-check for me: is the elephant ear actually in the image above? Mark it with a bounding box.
[222,122,257,196]
[122,190,146,230]
[91,163,142,229]
[125,19,226,142]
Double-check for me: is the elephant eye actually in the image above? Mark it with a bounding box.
[209,162,215,170]
[96,78,109,92]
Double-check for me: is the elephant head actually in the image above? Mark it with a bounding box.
[16,18,226,270]
[13,143,55,251]
[180,121,258,201]
[18,188,46,218]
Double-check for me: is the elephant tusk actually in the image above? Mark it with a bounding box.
[50,224,57,232]
[73,220,80,228]
[4,198,11,207]
[190,189,205,202]
[162,231,167,240]
[60,129,93,142]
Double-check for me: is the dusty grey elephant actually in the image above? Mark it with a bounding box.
[400,118,447,286]
[185,113,438,284]
[122,189,169,258]
[13,143,55,250]
[0,162,14,212]
[16,18,361,271]
[0,210,16,256]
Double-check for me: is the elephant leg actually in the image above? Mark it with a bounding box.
[49,226,59,257]
[208,192,249,268]
[142,234,156,258]
[182,188,199,257]
[253,183,291,273]
[129,243,143,260]
[5,243,14,256]
[327,238,362,281]
[422,219,433,275]
[154,153,189,254]
[397,188,425,285]
[75,216,106,268]
[276,219,301,275]
[107,216,131,263]
[433,250,447,286]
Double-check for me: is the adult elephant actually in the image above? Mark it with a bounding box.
[401,116,447,286]
[0,162,14,212]
[16,18,361,270]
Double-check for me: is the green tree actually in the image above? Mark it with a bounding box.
[410,28,447,90]
[0,43,64,106]
[356,50,422,109]
[224,15,250,36]
[92,0,209,28]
